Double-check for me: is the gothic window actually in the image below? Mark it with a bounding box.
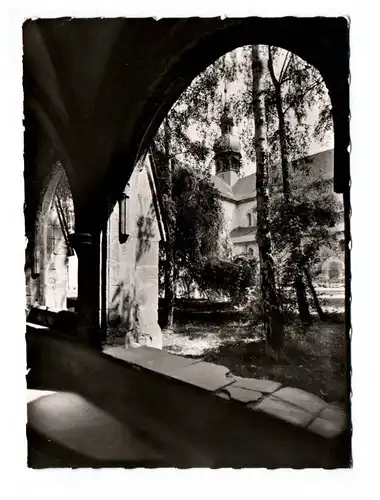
[247,213,252,226]
[339,239,345,252]
[248,247,254,257]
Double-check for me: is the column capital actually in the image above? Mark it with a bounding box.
[68,232,94,252]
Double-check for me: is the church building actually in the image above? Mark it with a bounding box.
[210,102,345,282]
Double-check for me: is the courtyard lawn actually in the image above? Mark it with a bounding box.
[163,309,347,403]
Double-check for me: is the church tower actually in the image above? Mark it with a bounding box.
[213,84,242,186]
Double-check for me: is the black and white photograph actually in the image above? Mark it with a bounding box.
[21,15,352,470]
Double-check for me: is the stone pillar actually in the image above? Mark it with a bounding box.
[105,161,163,349]
[25,240,40,313]
[69,232,101,349]
[134,240,162,348]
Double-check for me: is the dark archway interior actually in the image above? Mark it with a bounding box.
[23,17,350,373]
[24,17,351,469]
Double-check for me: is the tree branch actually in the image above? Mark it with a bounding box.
[283,79,324,116]
[278,51,289,83]
[279,52,294,84]
[301,79,324,100]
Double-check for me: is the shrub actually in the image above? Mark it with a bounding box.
[195,255,258,305]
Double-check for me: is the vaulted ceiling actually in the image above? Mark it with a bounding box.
[23,17,349,235]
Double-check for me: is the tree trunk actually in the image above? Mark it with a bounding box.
[304,266,327,321]
[292,243,312,325]
[268,46,312,326]
[252,45,284,355]
[164,246,175,329]
[162,117,175,330]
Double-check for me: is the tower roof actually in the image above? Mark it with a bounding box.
[213,133,241,155]
[213,102,241,155]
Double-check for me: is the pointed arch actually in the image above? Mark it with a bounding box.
[33,162,77,309]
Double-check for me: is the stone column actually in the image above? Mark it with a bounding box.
[69,231,101,349]
[105,163,163,349]
[134,241,163,349]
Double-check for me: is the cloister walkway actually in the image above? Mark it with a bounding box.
[27,324,349,469]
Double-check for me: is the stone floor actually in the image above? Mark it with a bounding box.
[27,389,170,468]
[27,326,350,468]
[103,346,348,440]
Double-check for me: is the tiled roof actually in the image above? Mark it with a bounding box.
[211,149,334,203]
[230,226,256,238]
[232,173,256,201]
[211,175,236,201]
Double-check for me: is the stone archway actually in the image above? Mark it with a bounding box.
[32,162,77,311]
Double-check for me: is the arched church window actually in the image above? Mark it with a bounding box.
[248,247,254,257]
[339,239,345,252]
[247,213,252,226]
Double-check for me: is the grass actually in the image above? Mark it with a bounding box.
[105,292,347,404]
[163,308,347,403]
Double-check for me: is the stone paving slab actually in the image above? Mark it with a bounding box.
[230,377,282,394]
[250,395,316,427]
[104,346,199,375]
[164,361,234,392]
[102,346,347,439]
[272,387,327,415]
[217,385,263,404]
[307,416,344,439]
[319,404,346,423]
[307,404,347,438]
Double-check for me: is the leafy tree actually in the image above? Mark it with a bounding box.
[267,46,312,325]
[265,45,338,321]
[171,164,224,276]
[251,45,284,354]
[153,145,225,326]
[269,175,341,318]
[153,55,238,327]
[153,43,338,335]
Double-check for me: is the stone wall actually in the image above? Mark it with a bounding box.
[26,201,70,312]
[43,204,69,310]
[106,156,163,348]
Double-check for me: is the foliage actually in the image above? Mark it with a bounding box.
[154,43,338,334]
[270,181,340,254]
[268,175,341,315]
[172,163,224,271]
[154,148,225,295]
[264,46,333,164]
[154,51,239,171]
[194,255,258,305]
[263,45,339,323]
[153,52,241,315]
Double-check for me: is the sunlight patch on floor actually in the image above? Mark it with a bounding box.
[27,390,164,462]
[163,331,260,356]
